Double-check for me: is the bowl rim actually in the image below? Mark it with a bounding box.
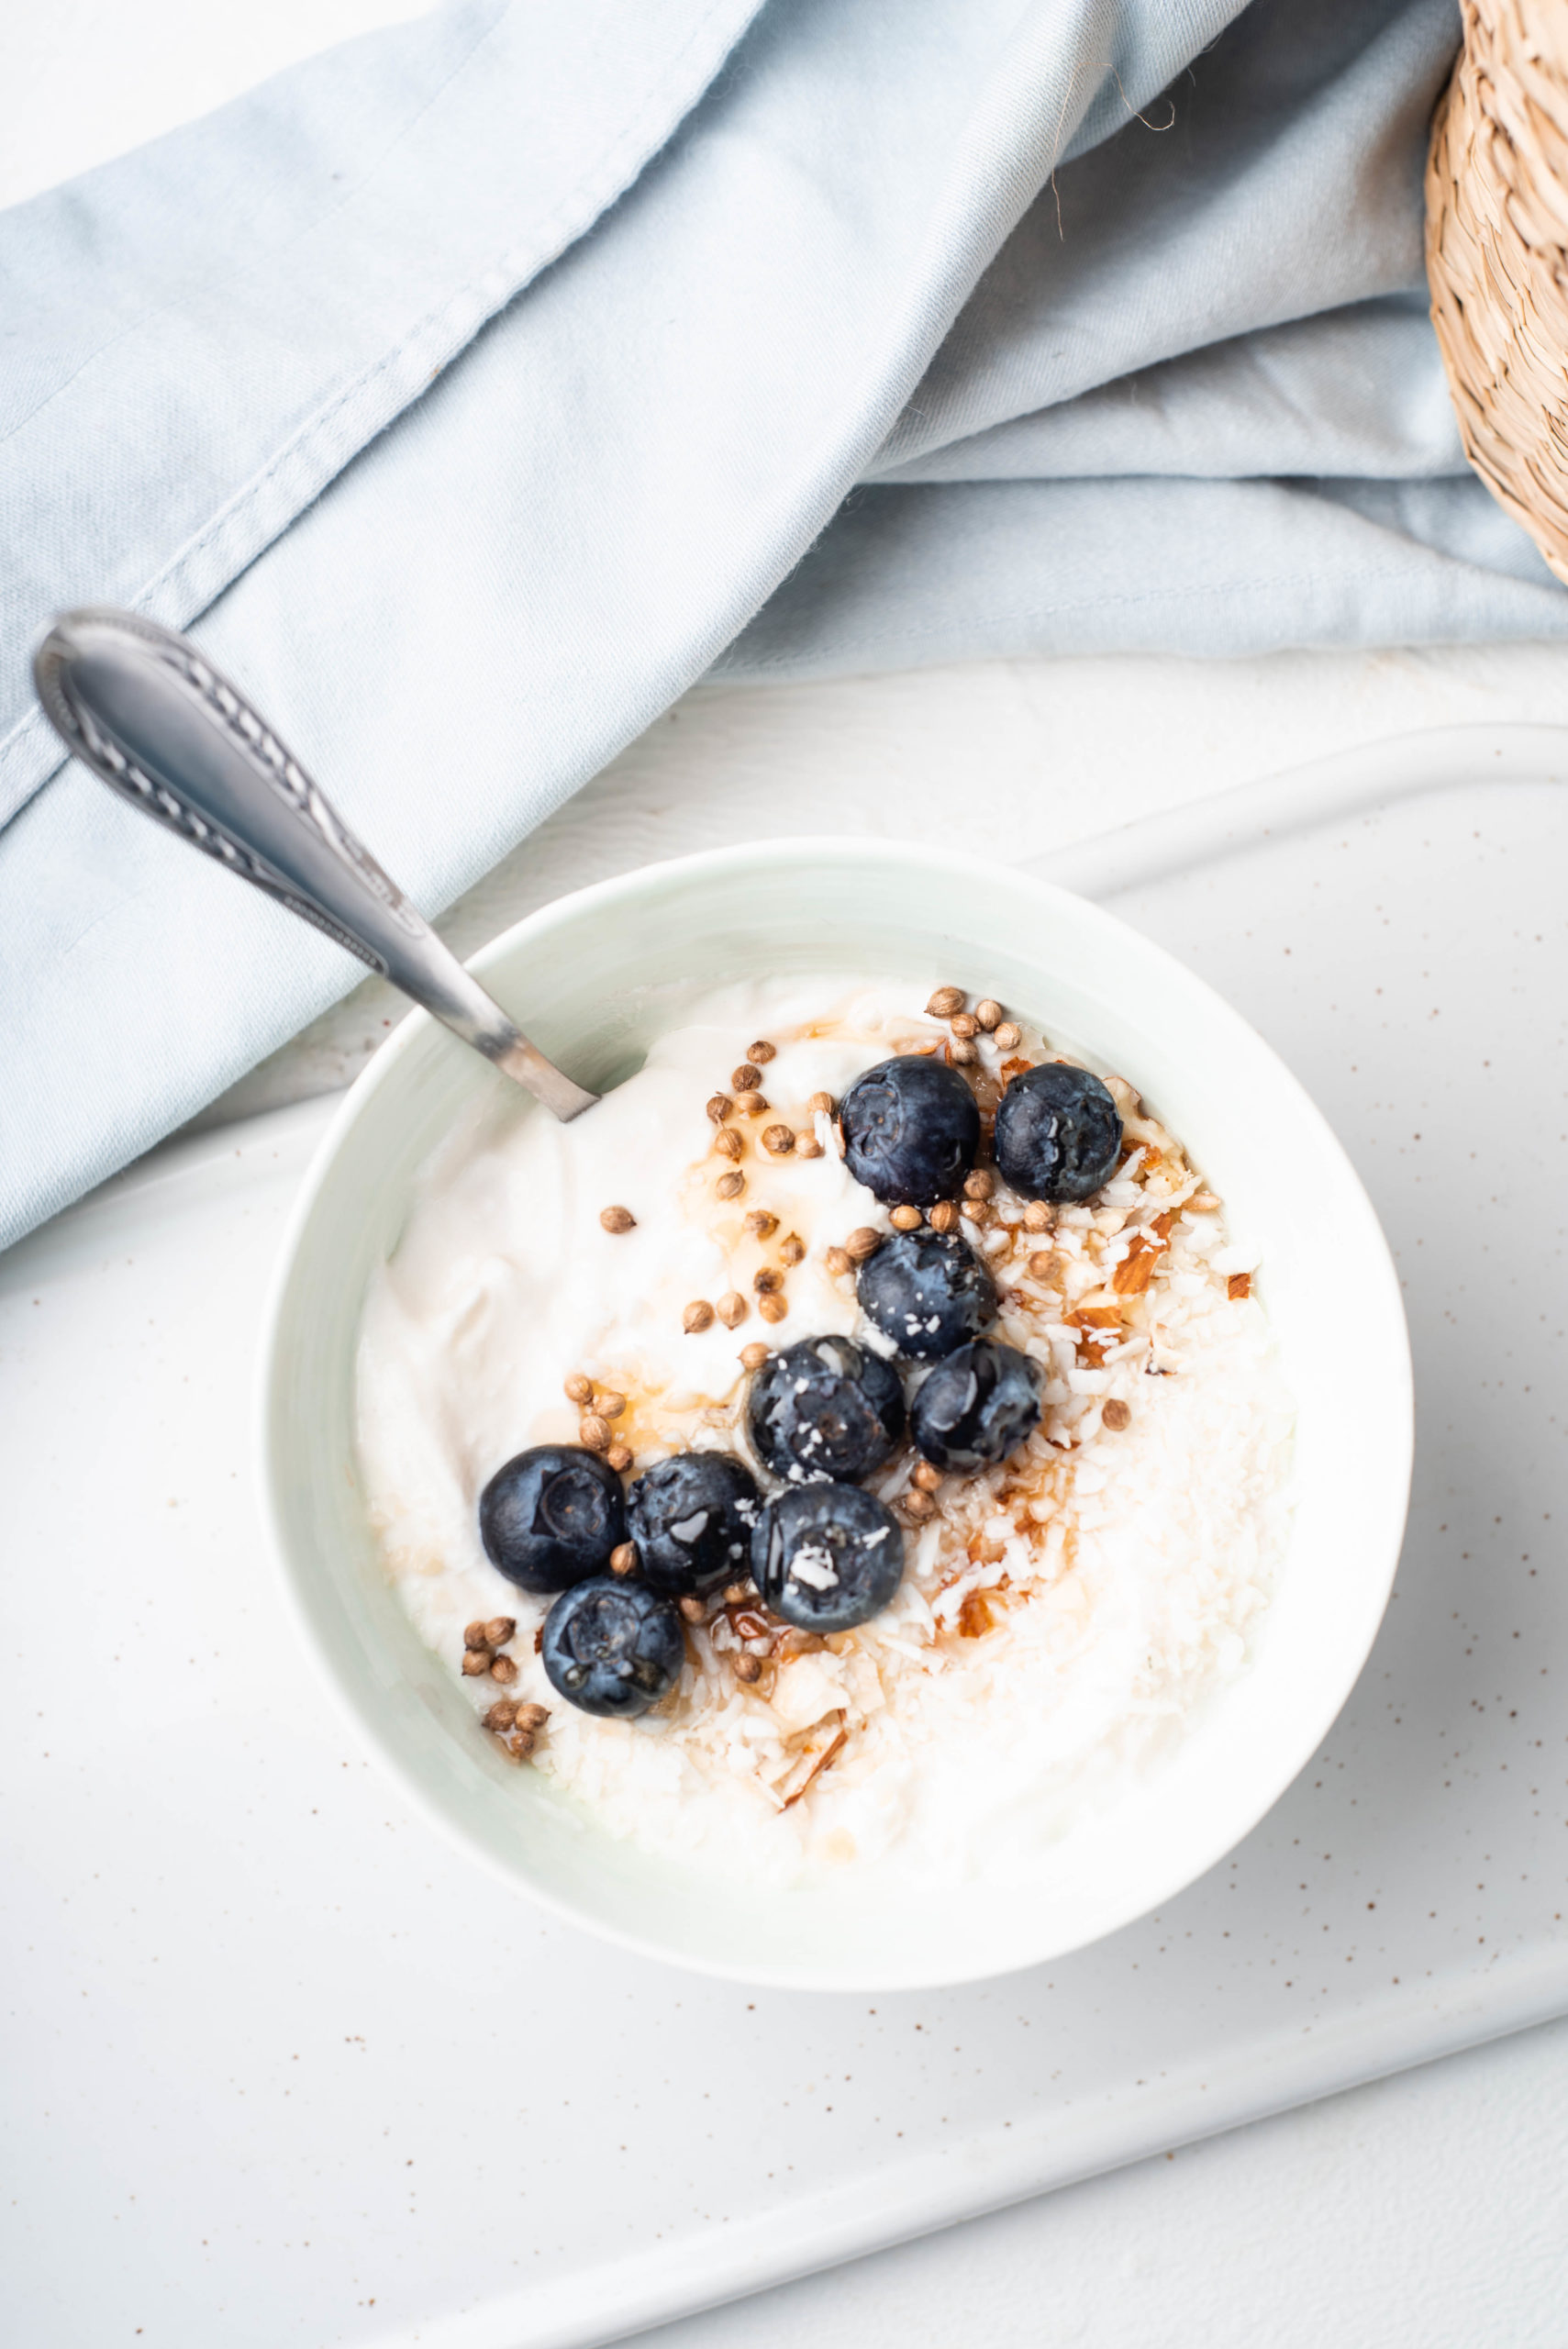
[256,832,1413,1990]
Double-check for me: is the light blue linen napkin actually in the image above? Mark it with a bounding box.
[0,0,1557,1246]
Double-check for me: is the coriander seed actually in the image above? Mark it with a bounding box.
[512,1702,548,1756]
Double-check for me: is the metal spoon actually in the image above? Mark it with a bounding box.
[32,606,598,1121]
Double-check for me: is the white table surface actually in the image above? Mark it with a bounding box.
[11,10,1568,2343]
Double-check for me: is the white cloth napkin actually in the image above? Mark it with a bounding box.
[1,0,1552,1245]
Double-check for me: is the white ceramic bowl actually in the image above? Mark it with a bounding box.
[261,838,1410,1990]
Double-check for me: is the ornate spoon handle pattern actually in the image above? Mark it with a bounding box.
[34,607,598,1122]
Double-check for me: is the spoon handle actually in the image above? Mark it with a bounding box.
[33,607,597,1122]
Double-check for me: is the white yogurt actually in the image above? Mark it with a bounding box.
[355,975,1294,1887]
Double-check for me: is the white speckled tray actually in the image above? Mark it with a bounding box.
[4,727,1567,2349]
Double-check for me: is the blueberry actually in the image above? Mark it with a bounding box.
[840,1055,980,1207]
[909,1339,1042,1469]
[540,1577,684,1718]
[856,1227,996,1360]
[993,1062,1121,1202]
[747,1336,906,1486]
[478,1445,627,1593]
[627,1452,762,1597]
[751,1484,905,1633]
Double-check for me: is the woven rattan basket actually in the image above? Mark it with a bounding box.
[1428,0,1568,583]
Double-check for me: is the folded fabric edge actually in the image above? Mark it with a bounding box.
[709,473,1568,684]
[0,0,767,840]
